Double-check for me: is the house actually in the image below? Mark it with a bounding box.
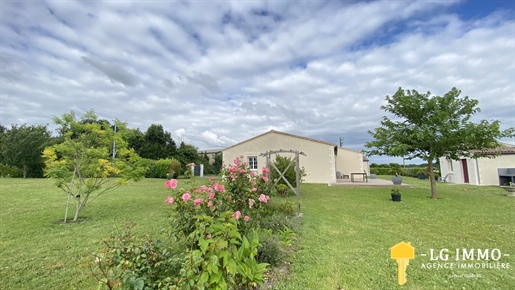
[198,149,222,163]
[438,143,515,186]
[222,130,368,184]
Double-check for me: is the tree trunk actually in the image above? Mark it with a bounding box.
[23,165,27,178]
[428,160,438,199]
[73,198,82,221]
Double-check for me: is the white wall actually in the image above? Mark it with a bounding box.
[439,155,515,185]
[222,132,337,184]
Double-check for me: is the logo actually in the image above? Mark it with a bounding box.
[390,241,415,285]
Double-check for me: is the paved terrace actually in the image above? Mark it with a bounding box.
[330,177,411,188]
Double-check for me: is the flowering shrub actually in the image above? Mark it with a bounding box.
[90,157,277,289]
[165,156,273,236]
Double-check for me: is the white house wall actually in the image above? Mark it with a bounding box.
[222,132,336,184]
[336,148,365,176]
[477,155,515,185]
[439,155,515,185]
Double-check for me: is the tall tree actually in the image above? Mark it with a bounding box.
[177,141,199,171]
[0,124,53,178]
[139,124,177,160]
[43,110,146,222]
[365,87,514,199]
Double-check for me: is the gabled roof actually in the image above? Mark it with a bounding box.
[471,143,515,155]
[222,130,338,151]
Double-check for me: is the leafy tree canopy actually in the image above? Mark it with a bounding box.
[43,110,146,222]
[365,87,514,199]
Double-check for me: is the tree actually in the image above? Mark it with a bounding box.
[43,110,146,222]
[138,124,176,160]
[365,87,514,199]
[213,152,223,174]
[0,124,54,178]
[176,141,199,172]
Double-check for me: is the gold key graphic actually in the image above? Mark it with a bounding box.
[390,241,415,285]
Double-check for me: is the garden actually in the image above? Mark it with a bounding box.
[1,174,514,289]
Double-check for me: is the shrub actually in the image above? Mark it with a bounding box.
[0,164,23,178]
[275,184,290,197]
[168,159,181,178]
[270,155,306,188]
[134,158,154,178]
[256,236,283,266]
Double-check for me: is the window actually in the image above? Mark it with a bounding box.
[248,156,258,170]
[448,159,454,172]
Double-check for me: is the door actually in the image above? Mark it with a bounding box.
[461,159,469,183]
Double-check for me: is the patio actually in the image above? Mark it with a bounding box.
[330,177,411,187]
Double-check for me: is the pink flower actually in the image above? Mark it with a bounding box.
[248,199,255,208]
[182,192,191,202]
[214,183,225,192]
[232,210,241,220]
[209,177,215,182]
[164,196,174,204]
[262,176,269,182]
[207,201,213,207]
[251,187,257,192]
[194,198,203,207]
[249,171,255,176]
[209,192,215,200]
[244,216,250,222]
[240,169,246,174]
[262,167,269,174]
[165,179,178,189]
[259,194,269,203]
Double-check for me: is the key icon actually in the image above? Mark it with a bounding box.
[390,241,415,285]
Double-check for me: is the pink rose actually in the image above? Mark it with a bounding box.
[251,187,257,192]
[194,198,203,207]
[209,192,215,200]
[262,176,269,182]
[214,183,225,192]
[164,196,174,204]
[249,171,255,176]
[240,169,246,173]
[165,179,178,189]
[259,194,269,203]
[232,210,241,220]
[209,177,215,182]
[262,167,269,174]
[182,192,191,202]
[207,201,213,207]
[244,216,250,222]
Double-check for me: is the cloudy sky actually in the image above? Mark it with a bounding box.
[1,0,514,164]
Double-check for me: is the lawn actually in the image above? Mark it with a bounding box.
[0,177,514,289]
[274,176,515,289]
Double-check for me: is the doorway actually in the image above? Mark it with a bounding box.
[461,159,469,183]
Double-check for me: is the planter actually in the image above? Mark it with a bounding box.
[370,174,376,179]
[392,176,403,185]
[417,174,426,180]
[391,194,401,202]
[501,186,515,197]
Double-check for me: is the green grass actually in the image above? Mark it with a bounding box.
[1,176,514,289]
[274,176,515,289]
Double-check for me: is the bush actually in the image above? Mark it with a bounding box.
[256,236,283,266]
[134,158,154,178]
[275,184,290,197]
[270,155,306,188]
[0,164,23,178]
[168,159,181,178]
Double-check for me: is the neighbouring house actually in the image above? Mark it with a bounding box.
[222,130,368,185]
[198,149,222,163]
[439,143,515,186]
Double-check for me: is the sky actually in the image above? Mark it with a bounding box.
[1,0,514,165]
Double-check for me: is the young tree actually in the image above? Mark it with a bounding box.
[43,110,146,222]
[365,87,514,199]
[0,124,54,178]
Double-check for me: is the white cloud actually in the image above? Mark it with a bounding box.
[0,0,513,164]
